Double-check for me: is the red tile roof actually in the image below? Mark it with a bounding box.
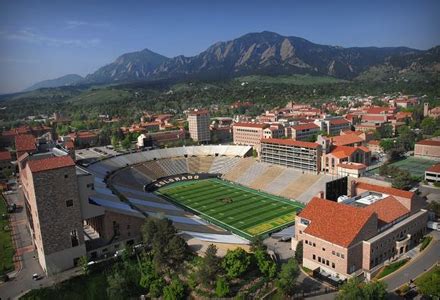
[355,182,414,199]
[299,197,375,247]
[292,123,319,131]
[416,139,440,147]
[363,196,409,225]
[28,156,75,173]
[427,163,440,173]
[329,119,350,125]
[328,145,358,158]
[261,138,320,149]
[15,134,36,153]
[0,150,12,161]
[368,140,380,145]
[233,122,269,129]
[331,134,364,146]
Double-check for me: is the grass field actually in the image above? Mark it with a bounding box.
[0,195,14,275]
[155,178,304,239]
[385,157,436,178]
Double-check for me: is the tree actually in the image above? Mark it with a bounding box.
[295,240,303,263]
[392,170,413,190]
[221,248,251,278]
[250,236,267,252]
[197,244,221,286]
[163,277,186,300]
[141,218,188,273]
[421,117,437,135]
[428,201,440,218]
[396,126,416,151]
[254,249,277,280]
[416,266,440,298]
[379,139,394,152]
[363,280,388,299]
[276,258,300,296]
[336,278,387,300]
[78,256,89,275]
[107,266,134,299]
[215,277,230,297]
[121,135,131,149]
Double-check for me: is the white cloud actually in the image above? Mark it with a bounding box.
[65,20,110,30]
[0,29,101,48]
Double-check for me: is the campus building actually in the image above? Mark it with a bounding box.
[18,152,145,275]
[321,145,371,175]
[414,138,440,160]
[260,138,322,173]
[425,163,440,183]
[232,122,269,149]
[188,110,211,142]
[293,182,428,281]
[290,123,320,141]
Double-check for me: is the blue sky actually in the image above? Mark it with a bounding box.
[0,0,439,94]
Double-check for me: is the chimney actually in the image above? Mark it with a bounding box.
[316,191,325,199]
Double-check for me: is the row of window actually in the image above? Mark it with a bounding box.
[312,254,336,269]
[331,250,345,259]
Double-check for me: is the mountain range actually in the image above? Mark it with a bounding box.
[25,31,440,91]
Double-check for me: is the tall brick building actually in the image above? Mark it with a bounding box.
[19,154,86,274]
[188,110,210,142]
[18,152,146,274]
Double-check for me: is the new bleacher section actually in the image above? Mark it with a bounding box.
[249,165,284,190]
[222,157,256,182]
[235,162,270,186]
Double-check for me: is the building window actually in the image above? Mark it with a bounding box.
[322,248,326,251]
[127,224,130,229]
[341,254,345,259]
[313,254,316,260]
[332,251,335,255]
[70,230,79,247]
[66,199,73,207]
[318,257,321,263]
[313,243,316,247]
[332,262,335,268]
[326,260,329,266]
[64,174,68,179]
[305,240,308,245]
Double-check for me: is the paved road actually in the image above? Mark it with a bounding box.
[383,231,440,291]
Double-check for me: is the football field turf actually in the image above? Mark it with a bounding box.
[155,178,304,239]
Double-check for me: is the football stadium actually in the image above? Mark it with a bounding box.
[83,145,332,244]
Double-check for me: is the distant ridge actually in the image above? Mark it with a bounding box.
[24,74,83,92]
[27,31,440,89]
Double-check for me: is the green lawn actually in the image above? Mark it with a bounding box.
[155,178,304,239]
[377,259,409,279]
[20,272,108,300]
[415,266,440,298]
[373,157,437,178]
[0,195,14,275]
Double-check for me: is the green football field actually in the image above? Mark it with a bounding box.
[155,178,304,239]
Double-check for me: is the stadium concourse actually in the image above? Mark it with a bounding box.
[83,145,333,247]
